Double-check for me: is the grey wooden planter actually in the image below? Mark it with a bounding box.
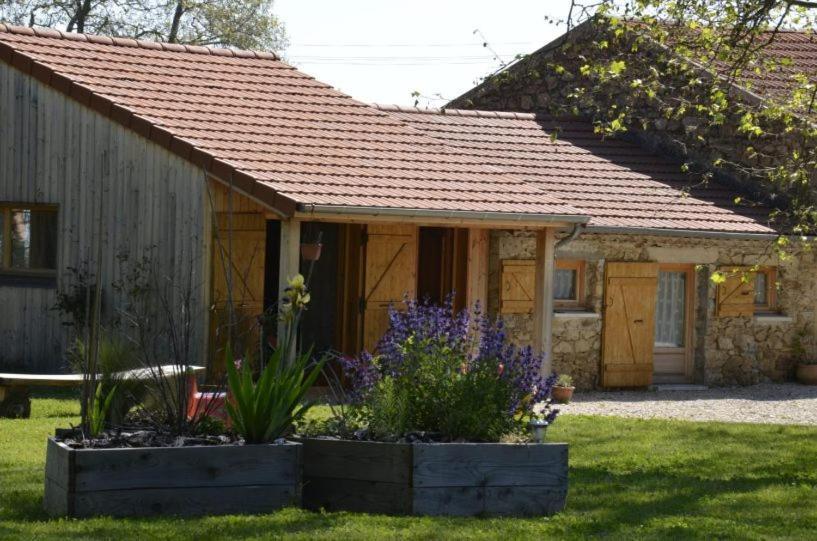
[301,438,568,516]
[43,437,302,517]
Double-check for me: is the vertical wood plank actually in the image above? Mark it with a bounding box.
[277,219,301,352]
[533,228,556,374]
[466,228,489,311]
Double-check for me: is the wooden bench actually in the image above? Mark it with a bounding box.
[0,365,205,419]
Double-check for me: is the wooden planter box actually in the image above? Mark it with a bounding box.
[43,437,301,517]
[301,438,568,516]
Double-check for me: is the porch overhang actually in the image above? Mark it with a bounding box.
[289,204,590,230]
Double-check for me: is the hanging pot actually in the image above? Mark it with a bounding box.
[300,243,322,261]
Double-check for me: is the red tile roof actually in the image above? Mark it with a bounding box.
[0,24,585,222]
[380,106,776,234]
[740,30,817,101]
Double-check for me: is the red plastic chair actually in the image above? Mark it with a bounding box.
[186,375,230,426]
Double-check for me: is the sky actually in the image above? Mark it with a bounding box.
[275,0,574,108]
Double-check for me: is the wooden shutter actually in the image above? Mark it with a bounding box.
[601,262,659,388]
[363,224,418,351]
[500,259,535,314]
[716,267,755,317]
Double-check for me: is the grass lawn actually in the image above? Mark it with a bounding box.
[2,392,816,540]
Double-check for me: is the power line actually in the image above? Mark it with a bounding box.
[289,41,540,48]
[290,55,518,61]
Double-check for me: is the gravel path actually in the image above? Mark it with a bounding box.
[560,383,817,425]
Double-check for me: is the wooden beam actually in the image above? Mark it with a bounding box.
[465,228,489,310]
[277,219,301,356]
[291,211,576,230]
[533,228,556,374]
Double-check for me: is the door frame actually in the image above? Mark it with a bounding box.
[652,263,695,384]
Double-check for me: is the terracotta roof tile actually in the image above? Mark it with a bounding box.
[0,24,584,222]
[380,105,776,234]
[737,30,817,101]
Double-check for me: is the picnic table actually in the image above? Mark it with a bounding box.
[0,365,205,418]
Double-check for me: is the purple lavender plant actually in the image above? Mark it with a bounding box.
[340,297,559,441]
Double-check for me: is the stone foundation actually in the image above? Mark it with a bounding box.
[488,231,817,389]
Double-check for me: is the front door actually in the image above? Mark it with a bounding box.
[653,265,694,383]
[362,224,418,351]
[601,262,659,387]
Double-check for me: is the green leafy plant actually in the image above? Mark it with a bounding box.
[88,382,118,437]
[556,374,574,388]
[68,334,144,426]
[225,345,326,444]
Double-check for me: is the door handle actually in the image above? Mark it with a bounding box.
[633,319,644,324]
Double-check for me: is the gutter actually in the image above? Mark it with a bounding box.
[296,204,590,225]
[585,225,781,241]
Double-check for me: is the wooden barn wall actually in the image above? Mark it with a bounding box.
[0,62,209,372]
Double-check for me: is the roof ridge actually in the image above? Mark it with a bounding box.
[373,103,593,124]
[372,103,542,120]
[0,23,280,60]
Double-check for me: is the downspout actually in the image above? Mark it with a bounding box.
[555,223,584,250]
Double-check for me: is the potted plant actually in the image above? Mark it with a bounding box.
[792,328,817,385]
[552,374,575,404]
[44,273,321,518]
[298,299,567,517]
[797,361,817,385]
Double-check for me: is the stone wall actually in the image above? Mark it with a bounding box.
[489,230,817,389]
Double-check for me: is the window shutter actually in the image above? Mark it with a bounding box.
[500,259,535,314]
[716,267,755,317]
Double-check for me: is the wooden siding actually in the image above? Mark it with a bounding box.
[0,62,208,372]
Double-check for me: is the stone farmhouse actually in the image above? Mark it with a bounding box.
[447,21,817,388]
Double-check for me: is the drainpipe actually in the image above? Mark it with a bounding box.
[555,223,584,250]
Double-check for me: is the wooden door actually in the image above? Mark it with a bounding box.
[209,213,266,374]
[363,223,418,351]
[601,262,658,387]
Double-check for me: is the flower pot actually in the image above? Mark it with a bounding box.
[300,438,568,516]
[552,385,575,404]
[300,243,322,261]
[44,437,301,517]
[796,363,817,385]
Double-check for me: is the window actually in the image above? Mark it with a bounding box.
[655,270,687,348]
[753,267,777,313]
[554,260,585,308]
[0,204,58,276]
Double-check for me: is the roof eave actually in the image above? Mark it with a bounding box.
[585,224,780,240]
[295,204,590,228]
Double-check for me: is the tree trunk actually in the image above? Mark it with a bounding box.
[168,1,185,43]
[67,0,94,33]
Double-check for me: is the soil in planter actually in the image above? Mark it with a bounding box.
[55,427,245,449]
[55,411,288,449]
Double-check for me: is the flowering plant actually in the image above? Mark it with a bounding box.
[339,298,558,442]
